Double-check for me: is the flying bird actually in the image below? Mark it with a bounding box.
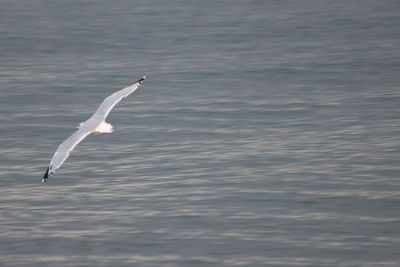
[42,76,147,183]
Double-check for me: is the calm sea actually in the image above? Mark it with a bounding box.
[1,0,400,266]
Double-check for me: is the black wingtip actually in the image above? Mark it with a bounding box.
[135,76,147,85]
[42,167,49,183]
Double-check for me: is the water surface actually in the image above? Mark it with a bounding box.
[1,0,400,266]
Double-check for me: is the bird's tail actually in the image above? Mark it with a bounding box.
[42,167,50,183]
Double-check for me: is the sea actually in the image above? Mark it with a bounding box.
[1,0,399,266]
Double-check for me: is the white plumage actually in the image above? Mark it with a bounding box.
[42,76,147,183]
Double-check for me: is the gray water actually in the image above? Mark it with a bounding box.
[1,0,400,266]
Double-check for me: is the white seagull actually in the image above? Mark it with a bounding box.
[42,76,147,183]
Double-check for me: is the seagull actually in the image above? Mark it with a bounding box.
[42,76,147,183]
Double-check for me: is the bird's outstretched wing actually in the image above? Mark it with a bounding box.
[43,127,92,182]
[91,76,147,121]
[42,76,147,182]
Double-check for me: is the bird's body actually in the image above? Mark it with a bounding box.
[42,76,147,183]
